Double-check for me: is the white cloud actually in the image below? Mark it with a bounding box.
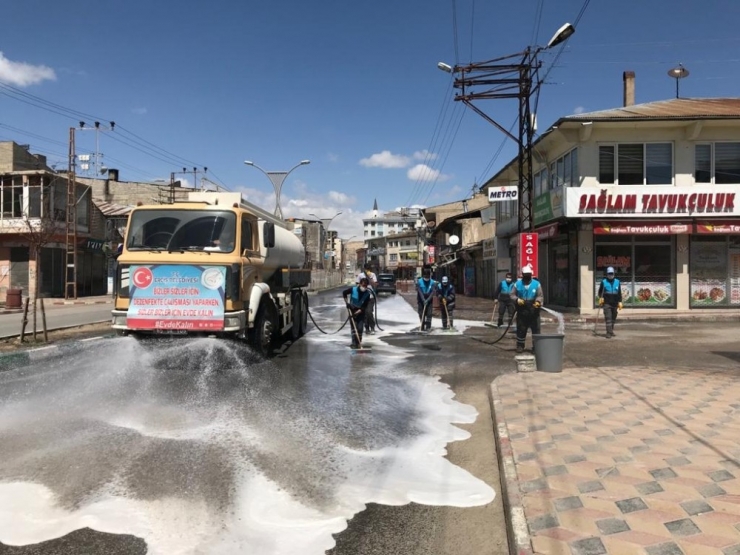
[407,164,450,183]
[359,150,410,169]
[412,149,437,161]
[327,152,339,163]
[573,106,585,114]
[0,52,56,87]
[131,107,148,115]
[236,186,366,238]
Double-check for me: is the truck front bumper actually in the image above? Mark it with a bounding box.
[111,310,248,333]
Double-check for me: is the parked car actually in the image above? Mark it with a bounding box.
[375,273,397,295]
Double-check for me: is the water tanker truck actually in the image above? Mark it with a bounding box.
[111,191,310,355]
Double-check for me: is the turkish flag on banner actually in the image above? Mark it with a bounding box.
[518,233,539,276]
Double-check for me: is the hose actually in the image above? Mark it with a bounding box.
[469,307,519,346]
[306,307,351,335]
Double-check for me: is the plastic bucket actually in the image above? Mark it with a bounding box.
[6,288,22,309]
[533,334,564,373]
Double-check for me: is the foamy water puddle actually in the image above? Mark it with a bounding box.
[0,295,494,554]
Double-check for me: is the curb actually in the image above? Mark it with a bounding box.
[490,379,533,555]
[0,320,111,342]
[51,300,113,305]
[0,334,112,371]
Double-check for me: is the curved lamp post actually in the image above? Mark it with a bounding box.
[244,159,310,219]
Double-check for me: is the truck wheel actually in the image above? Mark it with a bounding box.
[300,292,309,335]
[248,304,273,356]
[291,293,303,340]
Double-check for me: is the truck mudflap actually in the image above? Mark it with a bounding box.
[112,309,247,334]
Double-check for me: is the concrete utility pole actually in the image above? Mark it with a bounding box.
[65,127,77,300]
[169,167,207,203]
[77,121,115,176]
[438,23,575,232]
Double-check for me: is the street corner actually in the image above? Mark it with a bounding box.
[489,366,740,554]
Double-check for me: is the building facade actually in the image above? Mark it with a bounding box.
[486,82,740,314]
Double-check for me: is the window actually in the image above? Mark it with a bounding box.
[371,231,375,237]
[563,151,572,188]
[390,254,398,262]
[570,148,579,186]
[600,143,673,185]
[696,143,740,184]
[378,231,383,237]
[241,216,254,251]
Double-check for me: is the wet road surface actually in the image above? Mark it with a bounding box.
[0,292,503,555]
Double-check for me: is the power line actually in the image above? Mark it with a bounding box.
[451,0,460,65]
[419,106,466,206]
[469,0,476,62]
[530,0,545,47]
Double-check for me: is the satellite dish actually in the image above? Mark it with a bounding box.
[449,235,460,246]
[667,64,689,98]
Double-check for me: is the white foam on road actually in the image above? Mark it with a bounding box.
[0,294,495,555]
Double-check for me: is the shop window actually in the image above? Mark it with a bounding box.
[690,236,740,307]
[594,237,675,308]
[600,143,673,185]
[695,143,740,184]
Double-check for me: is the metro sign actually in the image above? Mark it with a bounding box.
[518,233,538,276]
[488,185,519,203]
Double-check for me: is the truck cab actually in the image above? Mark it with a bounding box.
[111,192,310,355]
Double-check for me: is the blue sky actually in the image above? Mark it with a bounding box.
[2,0,740,237]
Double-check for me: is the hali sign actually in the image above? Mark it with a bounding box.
[566,186,739,218]
[518,233,538,276]
[488,185,519,203]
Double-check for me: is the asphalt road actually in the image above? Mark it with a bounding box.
[0,303,113,338]
[0,290,509,555]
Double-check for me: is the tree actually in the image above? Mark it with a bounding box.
[16,176,66,341]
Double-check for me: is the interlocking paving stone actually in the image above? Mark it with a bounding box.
[664,518,701,536]
[630,445,651,454]
[570,537,608,555]
[616,497,649,514]
[645,542,685,555]
[583,444,604,453]
[723,545,740,555]
[578,480,606,494]
[650,468,679,480]
[595,518,630,535]
[612,427,630,435]
[564,454,587,464]
[709,470,736,482]
[636,481,665,495]
[521,477,549,493]
[529,513,560,533]
[681,499,714,516]
[698,483,727,498]
[553,496,584,512]
[517,451,537,462]
[596,467,620,478]
[664,456,691,467]
[552,433,572,441]
[544,465,569,477]
[656,429,675,436]
[613,455,633,464]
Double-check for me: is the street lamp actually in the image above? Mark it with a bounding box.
[309,212,342,268]
[243,159,310,219]
[437,22,575,232]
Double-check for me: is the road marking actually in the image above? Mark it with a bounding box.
[79,336,105,343]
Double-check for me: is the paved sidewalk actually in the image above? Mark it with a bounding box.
[492,366,740,555]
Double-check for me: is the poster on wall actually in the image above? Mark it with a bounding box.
[690,242,728,306]
[730,250,740,305]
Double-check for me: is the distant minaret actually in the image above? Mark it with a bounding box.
[372,198,379,219]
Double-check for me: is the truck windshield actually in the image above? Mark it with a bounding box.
[126,210,237,253]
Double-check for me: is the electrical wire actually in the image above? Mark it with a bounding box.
[477,117,518,184]
[531,0,545,47]
[451,0,460,65]
[419,106,466,206]
[469,0,476,62]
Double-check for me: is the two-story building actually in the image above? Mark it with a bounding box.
[486,73,740,314]
[0,142,102,301]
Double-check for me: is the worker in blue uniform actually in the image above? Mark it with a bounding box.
[510,264,544,353]
[494,272,516,328]
[343,277,371,348]
[598,266,623,338]
[436,275,456,329]
[416,267,437,331]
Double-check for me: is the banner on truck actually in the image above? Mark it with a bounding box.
[127,265,226,331]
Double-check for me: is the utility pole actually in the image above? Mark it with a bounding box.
[65,127,78,300]
[169,167,207,203]
[77,121,115,176]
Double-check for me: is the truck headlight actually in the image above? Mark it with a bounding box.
[112,315,127,326]
[225,316,241,328]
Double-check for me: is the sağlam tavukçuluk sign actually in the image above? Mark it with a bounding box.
[565,186,739,218]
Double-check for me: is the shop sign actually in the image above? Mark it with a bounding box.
[518,232,538,276]
[482,238,496,260]
[533,193,554,224]
[85,238,105,250]
[427,245,435,264]
[488,185,518,203]
[593,220,691,235]
[695,220,740,234]
[566,186,739,218]
[534,222,559,240]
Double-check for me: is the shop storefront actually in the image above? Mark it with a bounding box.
[566,186,740,313]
